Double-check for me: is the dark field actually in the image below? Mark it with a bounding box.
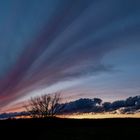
[0,118,140,139]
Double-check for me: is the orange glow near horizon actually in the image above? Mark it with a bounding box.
[58,113,140,119]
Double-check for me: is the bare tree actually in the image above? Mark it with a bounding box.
[25,92,65,118]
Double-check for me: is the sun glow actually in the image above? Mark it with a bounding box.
[58,113,140,119]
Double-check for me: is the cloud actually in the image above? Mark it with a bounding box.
[0,0,140,110]
[0,112,29,120]
[61,96,140,114]
[103,96,140,113]
[62,98,103,113]
[0,0,117,108]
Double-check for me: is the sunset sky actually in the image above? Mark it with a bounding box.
[0,0,140,113]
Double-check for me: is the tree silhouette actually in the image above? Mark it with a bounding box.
[25,92,64,118]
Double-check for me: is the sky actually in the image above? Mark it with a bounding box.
[0,0,140,112]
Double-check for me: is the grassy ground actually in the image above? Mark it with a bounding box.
[0,118,140,139]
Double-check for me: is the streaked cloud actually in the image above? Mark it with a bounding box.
[0,0,140,111]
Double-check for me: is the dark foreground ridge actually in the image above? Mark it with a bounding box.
[0,118,140,139]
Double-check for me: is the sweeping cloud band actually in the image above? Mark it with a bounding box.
[0,0,140,111]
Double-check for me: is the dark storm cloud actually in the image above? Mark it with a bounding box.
[0,0,140,110]
[102,96,140,113]
[60,96,140,114]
